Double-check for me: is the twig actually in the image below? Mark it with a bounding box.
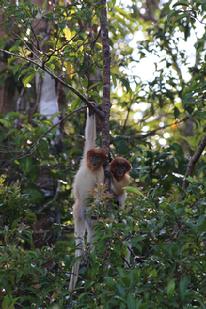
[139,116,189,139]
[8,106,86,161]
[91,28,102,49]
[42,33,79,66]
[121,105,131,133]
[31,24,40,50]
[178,8,206,25]
[164,39,184,90]
[108,117,189,142]
[37,180,61,214]
[182,134,206,190]
[0,115,189,156]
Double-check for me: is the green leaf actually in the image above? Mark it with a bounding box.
[0,118,10,128]
[22,71,35,88]
[172,1,189,7]
[127,294,141,309]
[125,186,145,197]
[194,111,206,120]
[179,276,190,301]
[196,215,206,232]
[20,157,33,174]
[2,295,18,309]
[167,279,176,297]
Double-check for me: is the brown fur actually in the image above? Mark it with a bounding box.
[87,148,107,171]
[112,173,130,196]
[110,156,132,264]
[110,157,131,181]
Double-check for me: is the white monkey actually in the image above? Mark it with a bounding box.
[69,109,106,291]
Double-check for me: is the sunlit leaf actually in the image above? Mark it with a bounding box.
[63,27,75,41]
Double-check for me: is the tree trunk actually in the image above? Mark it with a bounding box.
[0,12,16,113]
[183,134,206,190]
[100,0,111,153]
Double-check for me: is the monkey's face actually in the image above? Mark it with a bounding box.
[115,165,128,178]
[87,148,107,171]
[90,155,104,169]
[110,157,131,181]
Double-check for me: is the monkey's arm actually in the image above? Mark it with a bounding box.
[84,109,96,153]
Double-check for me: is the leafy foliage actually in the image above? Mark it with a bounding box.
[0,0,206,308]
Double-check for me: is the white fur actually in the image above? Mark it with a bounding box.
[69,110,104,292]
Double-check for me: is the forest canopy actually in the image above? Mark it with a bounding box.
[0,0,206,308]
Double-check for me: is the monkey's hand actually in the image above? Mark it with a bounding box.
[88,101,97,116]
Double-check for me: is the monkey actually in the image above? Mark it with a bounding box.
[69,109,107,292]
[110,156,132,265]
[110,156,131,208]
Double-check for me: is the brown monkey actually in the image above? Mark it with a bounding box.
[110,156,132,264]
[110,157,131,207]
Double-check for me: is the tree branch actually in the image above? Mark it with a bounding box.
[121,105,132,134]
[164,39,184,90]
[182,134,206,190]
[111,116,189,141]
[140,117,188,138]
[0,48,105,119]
[3,106,85,161]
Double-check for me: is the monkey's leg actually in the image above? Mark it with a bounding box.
[69,202,86,292]
[86,217,94,251]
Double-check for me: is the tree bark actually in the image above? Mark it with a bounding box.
[100,0,111,153]
[183,134,206,190]
[0,11,16,113]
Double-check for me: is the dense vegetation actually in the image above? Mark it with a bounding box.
[0,0,206,308]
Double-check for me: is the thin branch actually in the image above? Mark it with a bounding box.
[164,40,184,89]
[5,106,86,161]
[182,134,206,190]
[121,106,132,133]
[139,116,189,138]
[30,24,41,50]
[37,180,61,214]
[42,32,80,66]
[91,28,102,49]
[112,116,189,140]
[0,48,105,119]
[178,8,206,25]
[0,116,189,157]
